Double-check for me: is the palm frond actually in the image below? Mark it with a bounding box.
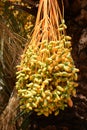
[0,19,27,113]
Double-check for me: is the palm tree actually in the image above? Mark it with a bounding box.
[0,0,87,130]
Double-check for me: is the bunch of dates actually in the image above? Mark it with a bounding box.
[16,35,79,116]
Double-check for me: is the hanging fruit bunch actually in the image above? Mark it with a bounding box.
[16,0,79,117]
